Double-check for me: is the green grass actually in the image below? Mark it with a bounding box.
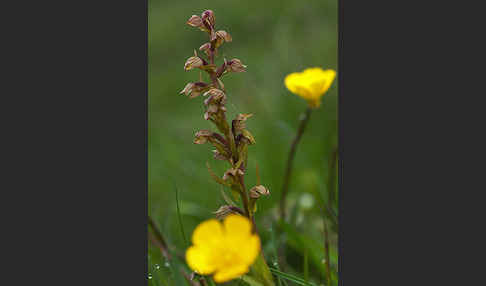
[149,0,338,285]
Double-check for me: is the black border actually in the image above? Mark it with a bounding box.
[9,0,149,284]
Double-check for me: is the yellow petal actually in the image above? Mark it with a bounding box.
[223,215,252,238]
[302,67,336,97]
[284,73,313,99]
[223,215,261,266]
[284,72,302,94]
[240,234,261,265]
[213,264,249,283]
[186,245,218,275]
[191,219,224,247]
[318,69,336,95]
[284,67,336,108]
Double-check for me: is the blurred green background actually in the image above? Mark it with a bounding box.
[149,0,338,285]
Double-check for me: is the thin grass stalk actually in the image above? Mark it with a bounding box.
[323,219,332,286]
[279,107,312,221]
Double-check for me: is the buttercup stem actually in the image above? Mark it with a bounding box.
[279,107,313,221]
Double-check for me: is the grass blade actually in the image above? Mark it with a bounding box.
[269,268,317,286]
[174,182,187,246]
[241,275,265,286]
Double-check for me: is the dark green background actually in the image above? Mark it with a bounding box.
[149,0,338,284]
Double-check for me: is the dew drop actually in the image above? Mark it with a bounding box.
[148,273,152,279]
[155,264,160,270]
[164,261,170,267]
[273,261,279,267]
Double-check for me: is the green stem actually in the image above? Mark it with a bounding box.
[328,148,338,208]
[323,220,332,286]
[206,277,217,286]
[239,179,251,219]
[303,248,309,281]
[279,107,312,221]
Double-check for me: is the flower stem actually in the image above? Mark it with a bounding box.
[239,177,252,219]
[279,107,312,221]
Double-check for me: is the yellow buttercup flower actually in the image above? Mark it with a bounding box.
[186,214,261,283]
[284,67,336,108]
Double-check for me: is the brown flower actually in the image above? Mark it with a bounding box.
[249,185,270,199]
[184,56,204,71]
[226,58,247,73]
[213,205,243,220]
[233,113,253,133]
[180,82,209,98]
[214,30,232,48]
[193,130,214,144]
[222,168,244,181]
[186,15,203,27]
[201,10,215,29]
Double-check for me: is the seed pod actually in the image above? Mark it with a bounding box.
[186,15,203,27]
[203,112,211,121]
[184,56,204,71]
[233,113,253,134]
[216,30,232,42]
[180,82,209,98]
[179,82,194,96]
[193,130,213,144]
[201,10,215,28]
[222,168,244,181]
[214,30,232,48]
[203,87,225,97]
[203,88,226,106]
[213,205,243,220]
[226,58,247,73]
[236,113,253,121]
[249,185,270,198]
[213,149,228,161]
[199,42,211,56]
[241,129,256,145]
